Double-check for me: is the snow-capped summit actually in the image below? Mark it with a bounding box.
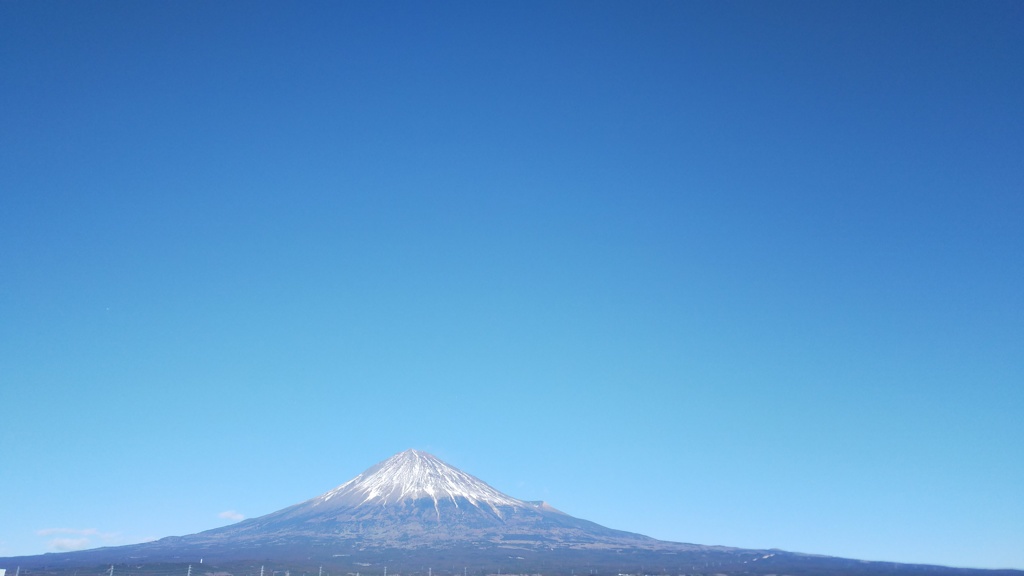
[314,449,524,511]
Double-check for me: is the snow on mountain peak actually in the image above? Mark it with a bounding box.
[315,449,524,512]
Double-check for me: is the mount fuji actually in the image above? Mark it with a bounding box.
[4,450,1022,576]
[147,449,681,554]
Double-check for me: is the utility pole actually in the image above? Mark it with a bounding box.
[188,566,192,576]
[261,566,265,576]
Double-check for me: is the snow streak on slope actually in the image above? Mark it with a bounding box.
[314,449,524,513]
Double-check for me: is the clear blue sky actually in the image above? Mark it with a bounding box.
[1,0,1021,570]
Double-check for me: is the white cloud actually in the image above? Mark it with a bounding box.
[218,510,245,522]
[49,537,90,551]
[36,527,124,552]
[36,528,99,536]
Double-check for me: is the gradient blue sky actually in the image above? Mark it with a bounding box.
[1,0,1022,570]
